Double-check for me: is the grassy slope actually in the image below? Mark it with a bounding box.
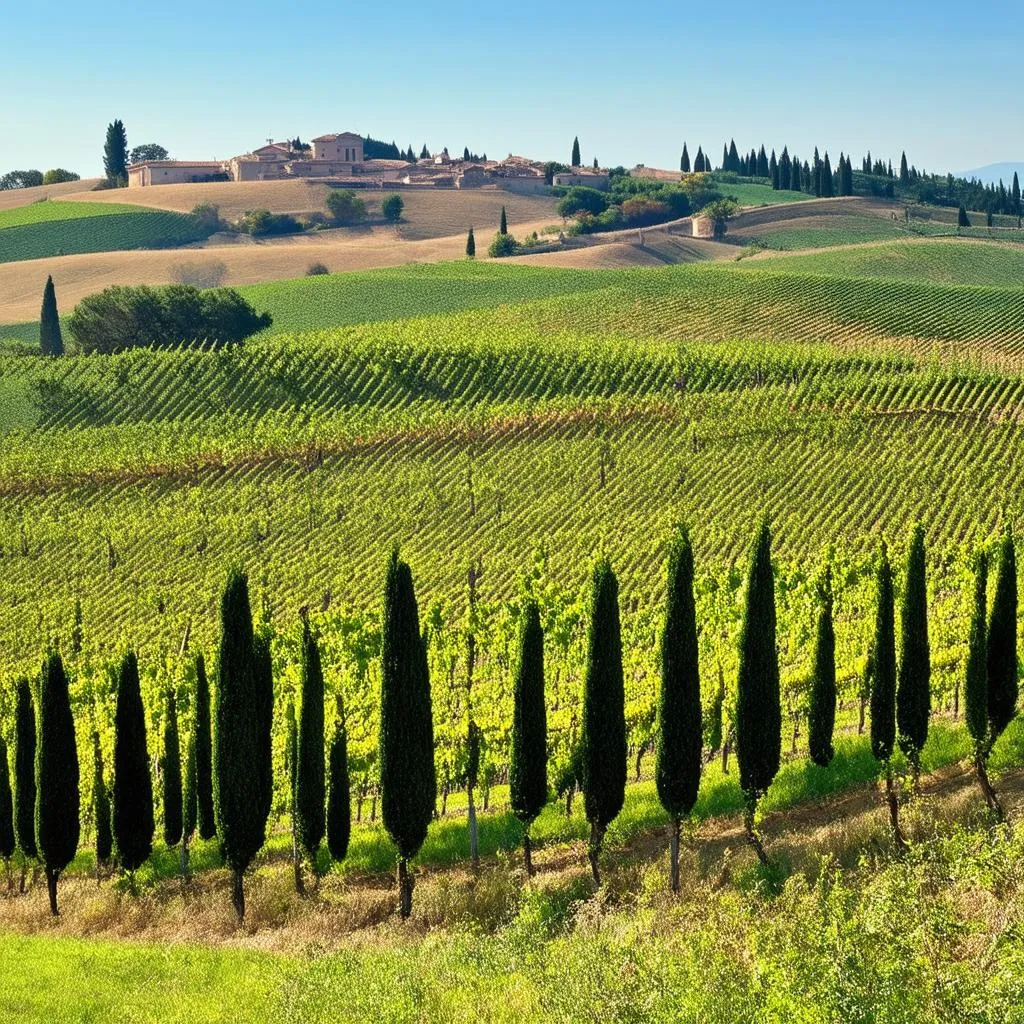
[0,200,148,228]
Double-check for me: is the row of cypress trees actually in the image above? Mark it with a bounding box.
[1,525,1018,915]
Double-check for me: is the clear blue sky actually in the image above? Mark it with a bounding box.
[2,0,1022,178]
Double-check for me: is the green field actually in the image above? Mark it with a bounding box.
[710,177,810,207]
[0,200,215,263]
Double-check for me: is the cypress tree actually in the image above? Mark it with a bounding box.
[581,559,627,886]
[35,651,79,916]
[40,276,63,357]
[870,541,904,850]
[285,700,302,894]
[466,226,475,258]
[571,136,581,167]
[163,690,183,849]
[757,145,769,178]
[193,653,215,840]
[326,697,351,862]
[181,730,197,877]
[899,150,910,185]
[728,138,739,172]
[655,526,702,892]
[379,548,436,918]
[253,628,275,832]
[295,618,326,872]
[680,143,690,173]
[896,525,930,778]
[822,153,834,197]
[0,738,14,876]
[13,680,37,864]
[509,598,547,876]
[499,206,508,235]
[735,520,780,865]
[722,143,729,172]
[808,567,837,768]
[92,731,112,869]
[103,119,129,184]
[1012,172,1021,217]
[958,205,970,228]
[987,528,1018,746]
[214,567,269,922]
[964,551,1002,814]
[695,147,705,173]
[112,650,154,875]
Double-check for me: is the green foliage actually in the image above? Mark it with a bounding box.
[466,226,475,258]
[556,187,609,218]
[897,525,930,765]
[112,650,154,873]
[213,568,269,876]
[656,526,702,820]
[325,190,367,226]
[381,194,404,223]
[958,205,970,228]
[235,209,303,237]
[41,169,80,185]
[807,568,836,768]
[499,206,507,235]
[67,284,271,353]
[0,169,43,189]
[487,232,518,258]
[162,691,183,848]
[987,528,1018,741]
[35,652,79,904]
[253,629,275,837]
[581,560,627,837]
[735,521,781,801]
[326,708,351,862]
[13,680,37,860]
[193,654,215,841]
[0,737,14,861]
[92,731,112,864]
[509,600,547,827]
[182,730,197,843]
[40,275,63,357]
[129,144,169,164]
[379,549,436,862]
[103,119,128,185]
[870,543,897,762]
[295,620,326,862]
[964,552,989,750]
[571,137,581,167]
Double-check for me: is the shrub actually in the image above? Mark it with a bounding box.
[169,259,228,288]
[42,169,80,185]
[557,186,608,218]
[191,203,223,232]
[488,233,518,258]
[68,284,271,353]
[381,194,404,222]
[235,208,302,236]
[306,262,330,276]
[325,189,367,225]
[698,198,738,240]
[620,198,672,227]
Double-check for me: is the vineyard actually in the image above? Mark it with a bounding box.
[0,231,1023,1020]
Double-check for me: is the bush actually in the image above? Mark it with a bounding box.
[235,209,302,236]
[67,284,271,354]
[557,187,609,218]
[620,198,673,227]
[306,262,330,276]
[697,198,739,240]
[191,203,223,232]
[488,233,518,257]
[325,190,367,225]
[42,169,80,185]
[381,194,404,222]
[169,259,228,288]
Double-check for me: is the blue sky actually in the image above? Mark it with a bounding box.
[2,0,1022,178]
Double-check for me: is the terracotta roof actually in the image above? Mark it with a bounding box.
[312,132,363,143]
[128,160,225,169]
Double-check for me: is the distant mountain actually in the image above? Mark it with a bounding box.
[956,162,1024,185]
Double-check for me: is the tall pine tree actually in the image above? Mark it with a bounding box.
[896,525,930,779]
[571,136,581,167]
[192,653,215,840]
[40,276,63,357]
[35,651,79,915]
[499,206,508,235]
[92,731,112,871]
[103,119,129,185]
[112,650,154,876]
[509,598,547,876]
[581,559,627,886]
[13,680,37,866]
[295,618,326,875]
[808,567,837,768]
[379,548,436,918]
[466,226,475,258]
[655,526,702,892]
[680,143,690,173]
[735,521,781,865]
[326,697,351,862]
[163,690,183,851]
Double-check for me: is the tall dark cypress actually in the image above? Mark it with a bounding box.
[870,541,904,849]
[35,651,79,916]
[987,528,1018,744]
[466,226,475,258]
[13,679,37,862]
[897,525,930,776]
[295,619,326,868]
[0,737,14,867]
[112,650,154,875]
[379,548,436,918]
[735,520,780,865]
[92,731,112,867]
[655,527,702,892]
[103,119,129,184]
[182,730,198,870]
[214,567,269,922]
[808,567,837,768]
[163,690,183,848]
[326,698,351,862]
[571,136,581,167]
[581,559,627,886]
[680,143,690,174]
[252,628,275,832]
[509,598,547,876]
[193,653,215,840]
[40,276,64,357]
[499,206,508,235]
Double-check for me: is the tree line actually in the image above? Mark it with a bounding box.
[0,525,1018,921]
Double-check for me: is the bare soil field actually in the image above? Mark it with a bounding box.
[56,181,559,239]
[0,217,559,322]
